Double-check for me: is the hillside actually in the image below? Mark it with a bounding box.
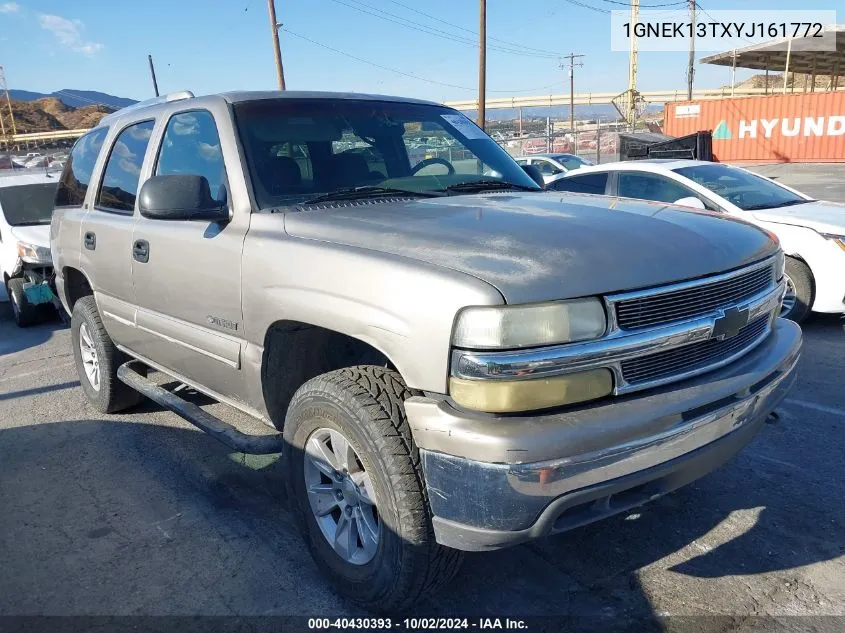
[8,88,137,110]
[731,72,838,91]
[5,97,112,133]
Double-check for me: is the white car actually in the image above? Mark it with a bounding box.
[0,172,60,326]
[547,159,845,322]
[514,153,593,185]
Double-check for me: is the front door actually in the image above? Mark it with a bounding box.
[130,108,248,401]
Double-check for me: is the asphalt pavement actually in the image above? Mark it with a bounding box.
[1,306,844,624]
[1,163,844,626]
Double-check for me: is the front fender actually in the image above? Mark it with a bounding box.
[241,215,504,393]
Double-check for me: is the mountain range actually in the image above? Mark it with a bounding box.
[9,89,138,111]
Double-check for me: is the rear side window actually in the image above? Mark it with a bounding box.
[548,172,608,195]
[156,110,228,205]
[96,120,155,214]
[55,127,108,208]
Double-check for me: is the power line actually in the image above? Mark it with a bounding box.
[597,0,687,7]
[561,0,610,15]
[386,0,561,57]
[695,1,754,44]
[282,28,559,93]
[562,0,687,14]
[326,0,561,59]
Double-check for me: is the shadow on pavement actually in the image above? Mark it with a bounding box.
[0,302,67,357]
[0,405,842,622]
[0,380,78,402]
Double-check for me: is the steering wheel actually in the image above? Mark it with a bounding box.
[410,157,455,175]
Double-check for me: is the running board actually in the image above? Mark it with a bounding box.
[117,361,284,455]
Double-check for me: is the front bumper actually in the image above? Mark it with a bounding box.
[407,319,801,551]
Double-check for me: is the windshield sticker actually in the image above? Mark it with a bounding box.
[441,114,486,140]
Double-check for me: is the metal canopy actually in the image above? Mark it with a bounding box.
[700,25,845,77]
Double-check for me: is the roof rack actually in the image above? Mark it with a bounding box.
[98,90,195,126]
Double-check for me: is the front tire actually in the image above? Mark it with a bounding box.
[782,258,813,324]
[7,278,37,327]
[284,366,463,612]
[71,295,142,413]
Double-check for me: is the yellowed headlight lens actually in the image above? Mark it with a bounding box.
[449,369,613,413]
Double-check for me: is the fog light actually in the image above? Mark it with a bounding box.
[449,369,613,413]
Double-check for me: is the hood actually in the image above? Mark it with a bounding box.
[10,225,51,249]
[751,200,845,235]
[284,192,777,304]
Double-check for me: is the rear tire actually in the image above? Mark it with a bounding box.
[782,258,813,324]
[284,366,463,612]
[7,278,37,327]
[71,295,142,413]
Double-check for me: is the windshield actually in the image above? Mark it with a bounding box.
[234,98,540,209]
[551,154,592,170]
[674,164,810,211]
[0,182,58,226]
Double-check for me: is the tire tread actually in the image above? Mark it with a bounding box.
[287,365,462,611]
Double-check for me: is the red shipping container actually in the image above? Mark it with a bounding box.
[664,91,845,163]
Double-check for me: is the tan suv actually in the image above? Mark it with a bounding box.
[51,90,801,611]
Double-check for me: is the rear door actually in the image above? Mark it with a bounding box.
[80,120,155,348]
[52,128,109,308]
[130,107,248,401]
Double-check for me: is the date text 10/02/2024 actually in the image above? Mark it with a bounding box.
[307,618,529,630]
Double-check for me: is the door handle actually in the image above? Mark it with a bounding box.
[84,232,96,250]
[133,239,149,263]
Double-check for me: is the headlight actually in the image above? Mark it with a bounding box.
[449,369,614,413]
[452,298,607,349]
[822,234,845,252]
[17,241,52,263]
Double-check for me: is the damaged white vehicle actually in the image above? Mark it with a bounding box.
[0,172,60,327]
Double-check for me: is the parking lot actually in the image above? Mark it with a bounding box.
[1,165,844,625]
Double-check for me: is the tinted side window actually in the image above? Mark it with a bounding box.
[548,172,608,195]
[617,172,692,203]
[55,127,108,207]
[97,120,155,214]
[156,111,227,204]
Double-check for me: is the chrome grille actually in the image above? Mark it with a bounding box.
[620,315,769,385]
[615,263,775,330]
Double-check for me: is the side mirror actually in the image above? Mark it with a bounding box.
[673,196,706,210]
[521,164,546,188]
[139,175,229,221]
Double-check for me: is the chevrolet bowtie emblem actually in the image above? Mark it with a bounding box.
[712,306,749,341]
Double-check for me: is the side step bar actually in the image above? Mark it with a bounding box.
[117,361,284,455]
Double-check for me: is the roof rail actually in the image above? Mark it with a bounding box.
[97,90,195,127]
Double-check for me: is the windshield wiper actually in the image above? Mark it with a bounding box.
[304,186,442,204]
[439,180,539,195]
[744,199,815,211]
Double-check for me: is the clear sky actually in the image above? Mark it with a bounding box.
[0,0,838,104]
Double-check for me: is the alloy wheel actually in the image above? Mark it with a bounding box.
[303,427,380,565]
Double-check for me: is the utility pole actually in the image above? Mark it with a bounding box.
[561,53,584,138]
[267,0,287,90]
[687,0,695,100]
[627,0,639,126]
[0,66,17,151]
[730,50,737,96]
[147,55,160,97]
[477,0,486,129]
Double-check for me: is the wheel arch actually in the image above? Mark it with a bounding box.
[260,319,403,429]
[61,266,95,312]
